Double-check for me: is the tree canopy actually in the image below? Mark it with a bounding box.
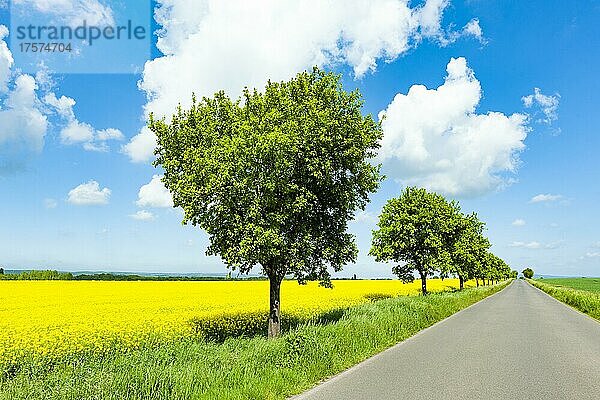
[446,212,490,290]
[371,186,511,294]
[522,268,534,279]
[151,67,383,337]
[370,187,460,295]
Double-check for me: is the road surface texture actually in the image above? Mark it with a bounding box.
[293,280,600,400]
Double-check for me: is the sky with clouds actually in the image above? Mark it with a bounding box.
[0,0,599,277]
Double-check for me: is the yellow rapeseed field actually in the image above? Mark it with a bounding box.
[0,279,469,364]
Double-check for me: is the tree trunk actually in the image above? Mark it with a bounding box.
[420,273,428,296]
[268,276,283,338]
[459,276,464,290]
[476,278,479,287]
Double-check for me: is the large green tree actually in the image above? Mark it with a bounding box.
[151,68,383,337]
[370,187,459,295]
[446,212,490,290]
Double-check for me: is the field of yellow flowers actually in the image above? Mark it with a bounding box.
[0,279,468,365]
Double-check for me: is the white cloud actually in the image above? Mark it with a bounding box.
[0,26,48,173]
[13,0,114,26]
[509,241,561,250]
[522,88,560,125]
[0,26,122,168]
[129,210,156,221]
[67,180,111,205]
[44,198,57,209]
[139,0,478,120]
[0,25,13,93]
[512,219,526,227]
[530,193,562,203]
[463,18,484,41]
[44,92,124,151]
[60,119,95,144]
[585,252,600,258]
[377,57,528,196]
[0,74,48,155]
[121,126,156,163]
[136,175,173,208]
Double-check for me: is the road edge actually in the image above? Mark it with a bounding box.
[524,279,600,324]
[289,280,514,400]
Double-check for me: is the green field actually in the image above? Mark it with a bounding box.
[537,278,600,293]
[0,283,507,400]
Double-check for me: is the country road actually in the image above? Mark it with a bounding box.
[293,280,600,400]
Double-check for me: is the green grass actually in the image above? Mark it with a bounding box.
[529,279,600,320]
[0,282,509,400]
[535,277,600,293]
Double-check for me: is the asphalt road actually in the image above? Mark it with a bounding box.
[293,280,600,400]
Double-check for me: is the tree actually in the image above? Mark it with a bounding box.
[370,187,459,295]
[151,68,383,337]
[510,270,518,279]
[445,212,490,290]
[0,267,4,275]
[522,268,534,279]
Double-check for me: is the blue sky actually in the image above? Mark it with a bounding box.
[0,0,598,277]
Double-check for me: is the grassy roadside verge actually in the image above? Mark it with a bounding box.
[528,279,600,320]
[0,281,510,400]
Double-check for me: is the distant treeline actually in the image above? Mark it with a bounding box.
[0,269,383,282]
[0,270,73,280]
[0,269,267,281]
[73,273,267,281]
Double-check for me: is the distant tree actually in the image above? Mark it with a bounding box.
[151,68,383,337]
[445,212,490,290]
[370,187,459,295]
[485,253,511,284]
[522,268,534,279]
[0,267,4,275]
[510,270,518,279]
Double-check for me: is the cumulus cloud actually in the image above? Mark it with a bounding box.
[462,18,484,41]
[44,93,124,151]
[378,57,528,196]
[512,219,526,227]
[129,210,156,221]
[0,78,47,175]
[138,0,481,121]
[67,180,111,205]
[0,25,13,93]
[530,193,562,203]
[0,26,48,173]
[136,175,173,208]
[0,25,122,171]
[13,0,114,26]
[522,87,560,125]
[121,126,156,163]
[585,252,600,258]
[509,241,561,250]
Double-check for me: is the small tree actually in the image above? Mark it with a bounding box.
[152,68,383,337]
[370,187,459,295]
[0,267,4,275]
[522,268,534,279]
[510,270,518,279]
